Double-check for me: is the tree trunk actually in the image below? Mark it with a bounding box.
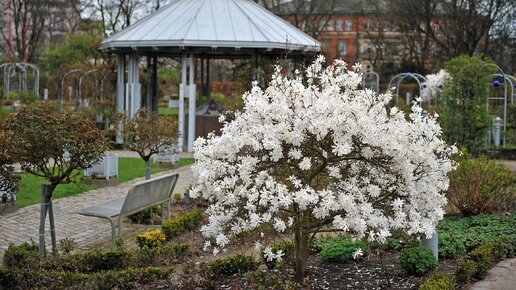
[293,224,310,282]
[39,184,58,257]
[38,185,48,257]
[145,159,151,180]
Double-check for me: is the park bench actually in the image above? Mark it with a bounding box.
[78,172,179,245]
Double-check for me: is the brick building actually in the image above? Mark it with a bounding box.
[275,0,445,78]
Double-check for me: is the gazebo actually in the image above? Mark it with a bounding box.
[99,0,320,152]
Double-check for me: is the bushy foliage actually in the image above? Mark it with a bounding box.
[79,249,131,271]
[136,229,166,249]
[455,239,508,284]
[162,209,204,240]
[4,101,109,192]
[0,266,172,290]
[419,273,456,290]
[192,56,456,280]
[0,130,20,208]
[117,109,179,164]
[209,254,258,277]
[438,232,466,258]
[3,241,39,268]
[439,55,496,152]
[439,214,516,250]
[398,247,438,277]
[57,238,78,255]
[319,236,367,263]
[447,154,515,216]
[129,205,162,224]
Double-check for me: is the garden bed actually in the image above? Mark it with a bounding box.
[2,212,514,289]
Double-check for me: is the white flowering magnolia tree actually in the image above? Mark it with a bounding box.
[191,56,457,281]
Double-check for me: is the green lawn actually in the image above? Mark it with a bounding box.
[15,157,195,208]
[158,107,189,116]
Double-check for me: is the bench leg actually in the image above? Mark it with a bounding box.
[109,219,117,247]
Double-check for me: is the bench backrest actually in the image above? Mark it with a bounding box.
[120,173,179,217]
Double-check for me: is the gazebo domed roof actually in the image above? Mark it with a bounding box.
[100,0,320,55]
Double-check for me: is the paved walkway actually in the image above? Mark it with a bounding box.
[0,158,194,260]
[470,257,516,290]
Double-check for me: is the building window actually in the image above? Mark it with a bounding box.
[336,19,343,31]
[345,20,352,31]
[365,19,372,31]
[380,44,386,56]
[327,19,334,31]
[384,21,390,31]
[338,40,348,56]
[320,39,331,52]
[320,20,327,31]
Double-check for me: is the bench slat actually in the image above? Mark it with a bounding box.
[78,197,125,219]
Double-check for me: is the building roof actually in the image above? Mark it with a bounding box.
[99,0,320,56]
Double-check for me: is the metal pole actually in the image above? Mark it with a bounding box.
[39,185,48,257]
[48,198,57,255]
[188,54,196,152]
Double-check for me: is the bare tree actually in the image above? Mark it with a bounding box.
[263,0,337,38]
[388,0,515,61]
[81,0,140,36]
[1,0,52,63]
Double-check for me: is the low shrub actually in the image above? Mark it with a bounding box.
[3,241,39,268]
[79,249,131,272]
[182,209,203,230]
[398,247,438,277]
[58,238,78,255]
[209,254,258,277]
[162,209,204,240]
[310,234,334,253]
[128,205,162,224]
[0,266,173,289]
[261,240,294,269]
[438,232,466,258]
[320,236,368,263]
[136,229,166,249]
[455,257,477,284]
[419,273,456,290]
[439,214,516,250]
[447,154,515,217]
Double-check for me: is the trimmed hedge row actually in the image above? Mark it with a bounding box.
[162,209,204,240]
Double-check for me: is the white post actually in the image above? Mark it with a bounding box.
[179,53,187,152]
[188,54,196,152]
[116,54,125,144]
[421,226,438,260]
[127,53,141,116]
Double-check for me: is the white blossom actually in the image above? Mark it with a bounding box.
[191,56,457,254]
[352,248,364,259]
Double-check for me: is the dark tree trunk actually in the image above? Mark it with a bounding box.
[293,223,310,282]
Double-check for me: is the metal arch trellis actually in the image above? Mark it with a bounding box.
[363,71,380,92]
[388,72,428,108]
[489,72,511,148]
[454,62,510,148]
[1,63,39,98]
[59,68,84,106]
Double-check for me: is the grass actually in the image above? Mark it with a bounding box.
[158,107,189,116]
[15,157,195,208]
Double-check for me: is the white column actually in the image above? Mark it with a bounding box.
[179,53,187,152]
[188,54,196,152]
[116,54,125,144]
[126,53,141,116]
